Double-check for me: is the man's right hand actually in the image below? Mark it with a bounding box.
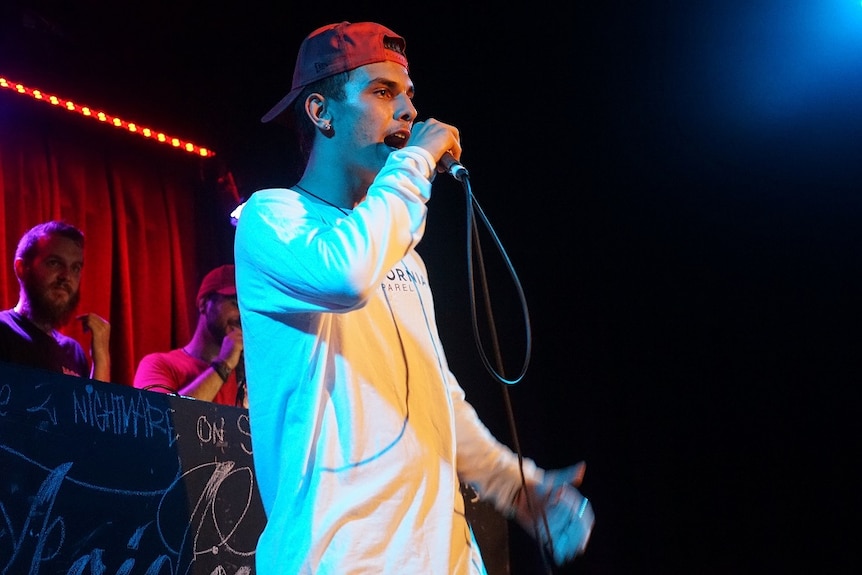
[217,326,244,370]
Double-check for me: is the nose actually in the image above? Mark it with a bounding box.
[397,94,417,123]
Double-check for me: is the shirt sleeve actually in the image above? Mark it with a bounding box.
[235,146,435,316]
[448,370,543,515]
[133,353,178,394]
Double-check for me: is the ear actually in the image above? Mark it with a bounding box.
[304,93,334,135]
[13,258,25,281]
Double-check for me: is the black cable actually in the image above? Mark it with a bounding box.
[463,178,531,386]
[457,174,557,573]
[141,383,180,394]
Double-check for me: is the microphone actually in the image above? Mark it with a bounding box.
[235,352,245,385]
[439,152,469,183]
[234,352,247,407]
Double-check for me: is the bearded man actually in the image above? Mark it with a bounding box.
[0,220,111,381]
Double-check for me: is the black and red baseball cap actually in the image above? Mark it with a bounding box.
[261,21,408,123]
[196,264,236,303]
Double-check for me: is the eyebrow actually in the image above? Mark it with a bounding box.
[368,77,415,98]
[44,255,84,268]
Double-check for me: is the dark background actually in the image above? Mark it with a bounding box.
[3,1,862,573]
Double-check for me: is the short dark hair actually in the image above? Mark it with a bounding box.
[15,221,84,264]
[290,71,350,167]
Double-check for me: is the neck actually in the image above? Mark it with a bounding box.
[14,301,56,334]
[299,156,373,210]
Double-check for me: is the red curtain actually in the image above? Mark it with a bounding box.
[0,94,238,386]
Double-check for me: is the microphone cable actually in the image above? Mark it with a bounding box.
[459,175,531,386]
[453,171,559,574]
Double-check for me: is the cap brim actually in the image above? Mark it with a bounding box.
[261,86,304,123]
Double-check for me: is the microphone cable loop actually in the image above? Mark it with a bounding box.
[459,173,531,387]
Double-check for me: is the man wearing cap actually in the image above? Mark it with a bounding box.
[234,21,593,574]
[133,264,245,407]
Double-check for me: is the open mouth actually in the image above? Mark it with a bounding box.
[383,131,409,150]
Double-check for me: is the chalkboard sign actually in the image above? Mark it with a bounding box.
[0,361,509,575]
[0,361,263,575]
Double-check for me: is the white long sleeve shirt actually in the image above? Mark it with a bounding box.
[235,147,539,574]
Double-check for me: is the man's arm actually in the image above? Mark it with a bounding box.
[78,312,111,382]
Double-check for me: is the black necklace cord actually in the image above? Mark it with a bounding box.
[293,184,351,215]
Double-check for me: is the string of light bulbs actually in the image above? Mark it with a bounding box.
[0,74,215,158]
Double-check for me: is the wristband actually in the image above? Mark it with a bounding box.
[210,360,231,382]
